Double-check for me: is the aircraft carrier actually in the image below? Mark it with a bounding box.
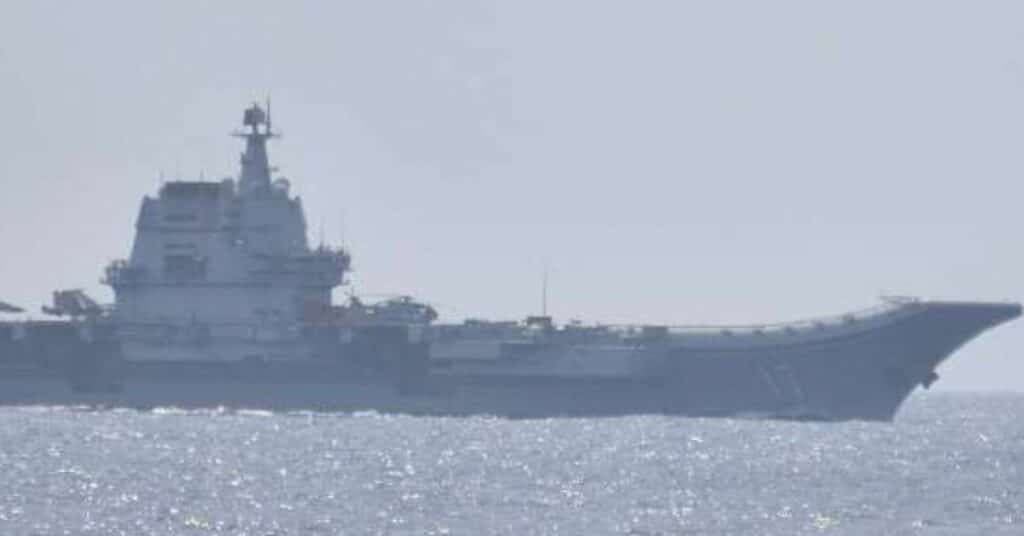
[0,104,1018,421]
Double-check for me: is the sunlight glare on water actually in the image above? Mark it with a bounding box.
[0,394,1021,535]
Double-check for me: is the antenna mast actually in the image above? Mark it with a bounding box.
[266,96,272,133]
[235,102,276,194]
[541,262,549,317]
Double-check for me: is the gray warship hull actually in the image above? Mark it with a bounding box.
[2,104,1018,421]
[1,301,1017,421]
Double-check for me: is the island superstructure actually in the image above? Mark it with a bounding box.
[104,103,351,362]
[0,103,1018,421]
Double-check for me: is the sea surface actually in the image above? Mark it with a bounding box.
[0,393,1021,536]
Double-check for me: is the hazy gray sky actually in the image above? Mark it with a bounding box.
[1,1,1022,390]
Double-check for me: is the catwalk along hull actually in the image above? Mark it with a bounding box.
[0,301,1018,421]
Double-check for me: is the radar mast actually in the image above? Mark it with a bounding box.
[234,102,277,195]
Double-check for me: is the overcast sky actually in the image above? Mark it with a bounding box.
[1,1,1022,390]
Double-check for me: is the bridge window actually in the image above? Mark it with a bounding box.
[164,213,198,223]
[164,242,197,251]
[164,255,207,280]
